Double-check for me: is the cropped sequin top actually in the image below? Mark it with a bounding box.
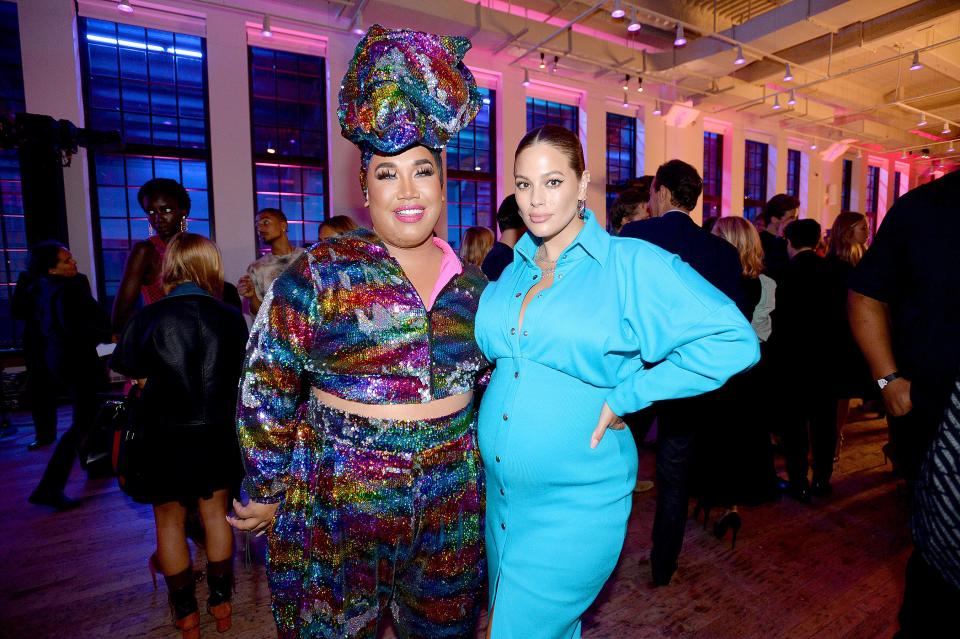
[237,228,488,502]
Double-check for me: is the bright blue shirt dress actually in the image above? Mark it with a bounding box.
[474,212,760,638]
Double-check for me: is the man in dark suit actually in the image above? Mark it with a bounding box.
[620,159,749,586]
[481,195,526,282]
[759,194,798,279]
[770,219,837,502]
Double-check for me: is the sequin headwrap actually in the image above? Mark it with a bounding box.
[337,24,482,192]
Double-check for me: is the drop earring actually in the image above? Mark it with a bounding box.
[147,223,154,238]
[577,199,586,220]
[180,217,188,233]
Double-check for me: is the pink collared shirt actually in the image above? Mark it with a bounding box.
[428,236,464,311]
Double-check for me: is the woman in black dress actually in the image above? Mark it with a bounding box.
[111,233,248,639]
[825,212,872,458]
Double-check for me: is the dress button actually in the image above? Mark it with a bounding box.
[523,330,529,336]
[558,273,564,279]
[510,328,516,335]
[500,488,505,495]
[495,455,501,462]
[515,292,521,298]
[502,413,509,421]
[514,371,519,379]
[501,522,506,530]
[532,274,538,280]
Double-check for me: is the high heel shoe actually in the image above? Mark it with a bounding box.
[713,511,742,550]
[691,499,713,529]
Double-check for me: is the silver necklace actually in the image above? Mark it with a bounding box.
[535,245,557,276]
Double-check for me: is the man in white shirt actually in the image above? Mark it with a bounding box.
[238,208,305,315]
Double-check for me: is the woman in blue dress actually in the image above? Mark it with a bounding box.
[475,125,760,638]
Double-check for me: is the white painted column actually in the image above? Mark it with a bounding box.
[642,110,666,180]
[584,94,607,226]
[325,33,368,229]
[729,123,745,217]
[17,0,96,292]
[773,133,788,195]
[204,10,256,287]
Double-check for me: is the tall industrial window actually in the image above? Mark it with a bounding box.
[0,1,26,347]
[249,47,328,249]
[605,113,636,213]
[526,97,578,133]
[79,18,212,309]
[743,140,768,221]
[865,165,880,214]
[445,87,495,250]
[893,171,902,203]
[865,164,880,234]
[702,132,723,219]
[786,149,801,198]
[841,159,852,211]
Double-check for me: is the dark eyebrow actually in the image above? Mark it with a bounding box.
[414,159,435,167]
[373,162,396,169]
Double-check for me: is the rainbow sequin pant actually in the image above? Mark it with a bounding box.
[267,397,485,638]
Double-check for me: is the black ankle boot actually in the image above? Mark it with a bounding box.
[206,559,233,633]
[164,567,200,638]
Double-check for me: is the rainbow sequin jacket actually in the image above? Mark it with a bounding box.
[237,228,489,502]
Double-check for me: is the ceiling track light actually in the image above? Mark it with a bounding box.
[637,77,644,93]
[611,0,625,19]
[539,52,546,69]
[783,63,793,82]
[948,142,956,153]
[522,69,531,87]
[810,141,818,150]
[552,55,559,74]
[857,148,863,159]
[787,89,797,106]
[674,23,686,47]
[734,45,746,66]
[772,95,781,110]
[942,122,951,135]
[622,96,629,108]
[901,150,907,159]
[652,101,662,116]
[909,49,922,71]
[622,74,630,91]
[918,113,928,127]
[117,0,134,12]
[261,15,273,37]
[627,9,642,33]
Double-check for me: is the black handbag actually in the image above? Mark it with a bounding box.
[110,384,148,498]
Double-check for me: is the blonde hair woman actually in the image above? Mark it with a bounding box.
[111,234,249,638]
[460,226,495,267]
[824,211,872,460]
[827,211,869,266]
[691,217,781,548]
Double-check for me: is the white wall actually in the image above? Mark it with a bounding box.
[13,0,900,293]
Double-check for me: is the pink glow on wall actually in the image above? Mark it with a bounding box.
[463,0,658,52]
[525,78,585,104]
[908,129,942,141]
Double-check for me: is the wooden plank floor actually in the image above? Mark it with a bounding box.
[0,406,907,638]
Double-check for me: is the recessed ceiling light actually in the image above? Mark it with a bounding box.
[117,0,134,12]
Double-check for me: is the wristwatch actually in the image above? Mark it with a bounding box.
[876,372,902,390]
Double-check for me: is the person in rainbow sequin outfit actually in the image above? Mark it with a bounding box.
[229,25,488,639]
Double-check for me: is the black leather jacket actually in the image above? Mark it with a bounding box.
[111,286,249,429]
